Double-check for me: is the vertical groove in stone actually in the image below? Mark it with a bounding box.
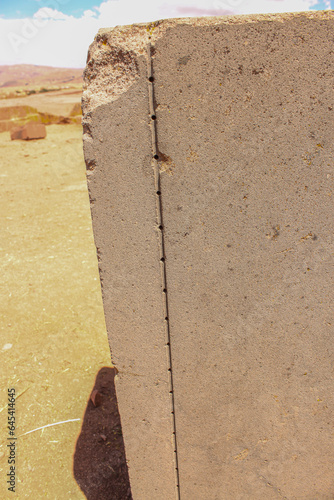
[146,43,181,499]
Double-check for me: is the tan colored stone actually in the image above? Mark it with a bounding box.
[83,11,334,499]
[10,122,46,140]
[10,126,22,140]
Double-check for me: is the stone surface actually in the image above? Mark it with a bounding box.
[82,55,177,500]
[10,122,46,140]
[83,11,334,499]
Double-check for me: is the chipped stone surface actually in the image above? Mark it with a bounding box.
[10,122,46,140]
[83,10,334,499]
[82,10,332,116]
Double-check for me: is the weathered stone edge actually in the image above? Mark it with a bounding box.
[82,10,334,116]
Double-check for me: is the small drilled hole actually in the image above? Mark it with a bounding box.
[153,154,159,160]
[156,190,161,195]
[168,368,172,371]
[165,317,168,321]
[148,76,154,82]
[159,225,163,230]
[160,257,165,262]
[163,288,167,293]
[166,342,170,346]
[151,115,156,120]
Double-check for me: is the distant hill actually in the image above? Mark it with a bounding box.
[0,65,84,132]
[0,64,83,88]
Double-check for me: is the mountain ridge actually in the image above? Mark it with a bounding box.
[0,64,83,88]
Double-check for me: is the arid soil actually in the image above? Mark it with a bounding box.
[0,124,131,499]
[0,88,83,117]
[0,65,83,132]
[0,65,83,92]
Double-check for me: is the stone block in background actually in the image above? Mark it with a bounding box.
[10,122,46,140]
[82,11,334,499]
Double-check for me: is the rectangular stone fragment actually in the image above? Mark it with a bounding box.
[83,11,334,499]
[10,122,46,140]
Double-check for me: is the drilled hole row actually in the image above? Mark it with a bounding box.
[159,219,176,443]
[148,63,180,492]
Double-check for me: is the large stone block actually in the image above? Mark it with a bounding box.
[10,122,46,140]
[82,11,334,499]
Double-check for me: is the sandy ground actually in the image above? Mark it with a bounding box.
[0,88,82,116]
[0,124,112,498]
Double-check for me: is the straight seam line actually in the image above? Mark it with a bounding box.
[146,43,181,500]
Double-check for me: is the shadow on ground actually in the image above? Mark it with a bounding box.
[73,367,132,500]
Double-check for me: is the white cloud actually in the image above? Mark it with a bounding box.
[160,0,321,17]
[82,9,98,18]
[33,7,71,21]
[0,0,329,68]
[235,0,319,14]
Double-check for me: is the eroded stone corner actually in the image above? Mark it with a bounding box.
[81,22,156,182]
[82,22,159,118]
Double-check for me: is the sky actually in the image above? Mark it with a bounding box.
[0,0,331,68]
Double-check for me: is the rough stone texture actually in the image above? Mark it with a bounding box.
[10,122,46,140]
[83,11,334,500]
[82,56,177,500]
